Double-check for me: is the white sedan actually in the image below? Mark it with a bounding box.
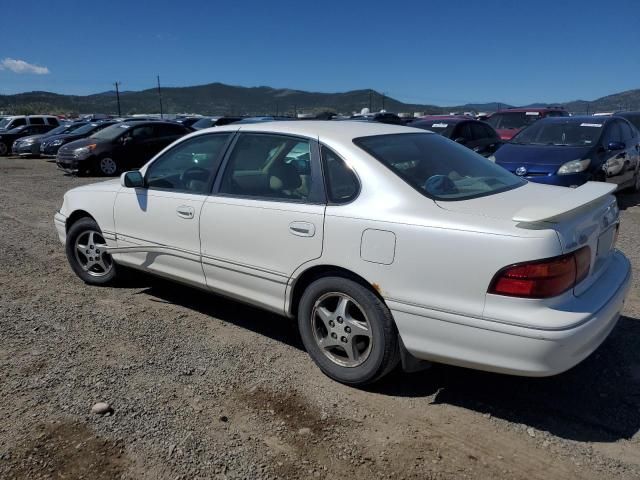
[54,121,632,385]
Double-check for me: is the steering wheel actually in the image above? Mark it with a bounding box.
[180,166,210,186]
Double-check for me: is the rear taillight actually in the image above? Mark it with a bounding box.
[489,246,591,298]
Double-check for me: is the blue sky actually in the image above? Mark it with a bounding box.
[1,0,638,106]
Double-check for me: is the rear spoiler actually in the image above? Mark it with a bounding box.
[512,182,617,223]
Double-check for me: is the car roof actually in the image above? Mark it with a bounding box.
[195,119,425,141]
[493,108,566,114]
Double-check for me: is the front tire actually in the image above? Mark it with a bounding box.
[0,142,8,156]
[298,276,400,386]
[65,217,117,285]
[97,156,118,176]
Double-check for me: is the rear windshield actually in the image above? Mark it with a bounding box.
[354,133,525,201]
[410,120,454,137]
[511,120,603,146]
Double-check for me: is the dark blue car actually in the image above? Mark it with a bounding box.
[493,116,640,191]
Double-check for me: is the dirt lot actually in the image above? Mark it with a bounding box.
[1,156,639,480]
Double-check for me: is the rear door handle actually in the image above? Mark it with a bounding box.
[289,221,315,237]
[176,206,195,219]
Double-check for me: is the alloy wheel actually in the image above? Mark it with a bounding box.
[311,292,373,367]
[73,230,113,277]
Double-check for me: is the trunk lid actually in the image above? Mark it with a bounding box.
[436,182,619,295]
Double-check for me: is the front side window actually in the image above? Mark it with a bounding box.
[11,118,27,128]
[29,117,45,125]
[322,146,359,203]
[219,134,313,201]
[354,133,525,201]
[145,134,232,194]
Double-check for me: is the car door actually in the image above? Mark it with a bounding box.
[199,132,326,314]
[112,132,234,286]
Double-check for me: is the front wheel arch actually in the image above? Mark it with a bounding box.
[66,210,96,232]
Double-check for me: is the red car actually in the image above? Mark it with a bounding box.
[486,107,569,141]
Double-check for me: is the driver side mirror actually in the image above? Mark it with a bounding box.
[607,141,625,151]
[453,137,467,145]
[121,136,133,146]
[120,170,144,188]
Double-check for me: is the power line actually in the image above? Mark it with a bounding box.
[114,81,122,117]
[157,75,163,119]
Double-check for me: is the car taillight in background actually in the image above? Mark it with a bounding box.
[488,246,591,298]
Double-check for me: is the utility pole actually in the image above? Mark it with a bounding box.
[368,90,372,112]
[381,92,386,111]
[157,75,164,119]
[114,81,122,117]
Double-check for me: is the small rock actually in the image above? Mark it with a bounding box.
[219,415,229,422]
[91,402,112,415]
[526,427,535,438]
[297,427,312,436]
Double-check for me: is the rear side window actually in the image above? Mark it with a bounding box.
[30,117,45,125]
[321,146,359,204]
[219,133,314,201]
[470,122,490,140]
[452,122,472,141]
[354,133,525,201]
[46,117,59,125]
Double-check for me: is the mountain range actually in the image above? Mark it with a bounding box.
[1,82,639,116]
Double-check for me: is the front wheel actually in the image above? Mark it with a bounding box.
[298,276,400,386]
[65,217,117,285]
[97,156,119,176]
[0,142,8,156]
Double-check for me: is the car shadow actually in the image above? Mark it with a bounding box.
[114,270,640,443]
[617,190,640,210]
[116,269,304,352]
[370,314,640,443]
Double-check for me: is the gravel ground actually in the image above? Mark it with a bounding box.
[1,156,639,480]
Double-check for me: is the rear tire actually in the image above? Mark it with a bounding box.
[298,276,400,386]
[65,217,118,285]
[0,142,8,156]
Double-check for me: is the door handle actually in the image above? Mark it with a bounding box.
[289,221,315,237]
[176,206,195,219]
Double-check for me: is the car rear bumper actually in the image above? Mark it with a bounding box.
[54,211,67,244]
[388,251,631,376]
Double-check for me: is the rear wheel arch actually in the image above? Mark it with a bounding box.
[289,265,387,318]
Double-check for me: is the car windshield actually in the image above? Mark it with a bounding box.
[486,112,541,130]
[191,118,216,129]
[511,120,603,146]
[89,123,130,140]
[47,124,75,136]
[0,118,13,129]
[354,133,525,201]
[71,123,101,135]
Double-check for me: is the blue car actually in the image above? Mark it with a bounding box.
[493,116,640,191]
